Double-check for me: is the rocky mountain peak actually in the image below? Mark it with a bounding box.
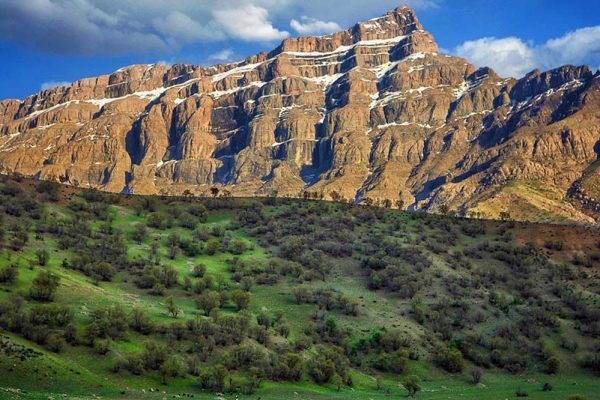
[273,5,436,56]
[0,6,598,223]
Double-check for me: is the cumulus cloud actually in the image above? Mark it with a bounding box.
[209,49,236,62]
[454,26,600,78]
[290,17,341,35]
[0,0,441,56]
[41,81,71,91]
[214,5,289,42]
[152,11,226,44]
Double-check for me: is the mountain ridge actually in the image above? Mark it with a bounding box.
[1,5,599,223]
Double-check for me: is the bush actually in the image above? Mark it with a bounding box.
[29,271,60,302]
[36,249,50,266]
[192,264,207,278]
[196,291,220,315]
[92,262,116,282]
[142,341,168,370]
[0,265,18,283]
[94,338,111,355]
[129,309,155,334]
[199,365,229,392]
[436,345,465,373]
[86,306,128,340]
[404,376,421,397]
[160,355,186,384]
[471,368,483,384]
[46,334,65,353]
[231,290,251,311]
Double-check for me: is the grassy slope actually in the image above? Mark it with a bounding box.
[0,183,598,399]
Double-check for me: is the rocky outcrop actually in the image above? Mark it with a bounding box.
[0,6,599,223]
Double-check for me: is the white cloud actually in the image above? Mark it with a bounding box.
[454,26,600,78]
[214,5,289,42]
[290,17,341,35]
[0,0,439,55]
[455,37,537,78]
[209,49,236,62]
[41,81,71,91]
[152,11,225,44]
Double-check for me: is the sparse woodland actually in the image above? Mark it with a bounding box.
[0,175,599,399]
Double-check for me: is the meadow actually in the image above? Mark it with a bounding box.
[0,175,598,399]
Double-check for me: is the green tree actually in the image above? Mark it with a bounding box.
[404,376,421,397]
[196,291,220,316]
[29,270,60,301]
[166,296,180,318]
[231,289,251,311]
[160,355,185,384]
[206,238,221,256]
[36,249,49,266]
[436,345,465,373]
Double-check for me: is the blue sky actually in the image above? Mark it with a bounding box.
[1,0,599,100]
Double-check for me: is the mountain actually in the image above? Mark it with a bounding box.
[1,6,599,223]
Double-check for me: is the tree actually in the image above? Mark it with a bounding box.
[129,308,155,334]
[131,224,147,244]
[196,291,220,316]
[546,356,560,374]
[404,376,421,397]
[160,355,185,384]
[436,345,465,373]
[93,262,116,282]
[206,238,221,256]
[0,264,18,283]
[46,334,65,353]
[36,249,49,266]
[192,264,207,278]
[231,290,251,311]
[166,296,180,318]
[29,270,60,302]
[471,368,483,384]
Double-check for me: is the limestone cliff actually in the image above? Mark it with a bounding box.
[1,6,599,223]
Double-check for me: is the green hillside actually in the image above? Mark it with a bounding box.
[0,175,599,399]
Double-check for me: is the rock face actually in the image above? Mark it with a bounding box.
[1,6,599,223]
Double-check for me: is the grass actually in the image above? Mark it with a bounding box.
[0,180,599,399]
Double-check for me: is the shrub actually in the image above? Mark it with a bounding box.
[436,345,465,373]
[231,290,251,311]
[0,265,18,283]
[404,376,421,397]
[36,249,49,266]
[129,308,154,334]
[196,291,220,316]
[93,262,116,282]
[29,271,60,302]
[94,339,111,355]
[192,264,207,278]
[142,341,168,370]
[160,355,186,384]
[199,365,229,392]
[45,334,66,353]
[471,368,483,384]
